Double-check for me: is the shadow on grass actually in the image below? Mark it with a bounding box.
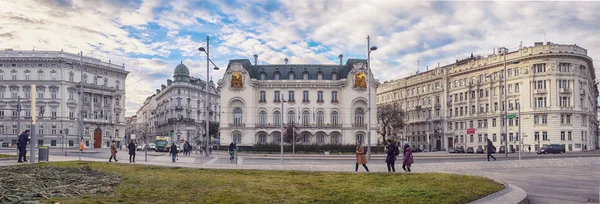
[40,161,503,204]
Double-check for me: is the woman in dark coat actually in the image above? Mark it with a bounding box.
[402,142,414,172]
[128,140,136,163]
[385,140,398,172]
[170,143,178,163]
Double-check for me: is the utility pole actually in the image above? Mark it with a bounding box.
[367,35,372,159]
[79,51,84,161]
[518,102,522,160]
[30,85,36,163]
[502,47,508,158]
[281,96,285,165]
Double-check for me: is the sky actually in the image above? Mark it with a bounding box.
[1,0,600,116]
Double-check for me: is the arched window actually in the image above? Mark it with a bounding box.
[317,71,323,80]
[301,132,310,143]
[302,110,310,126]
[316,133,325,145]
[273,111,281,125]
[330,133,340,144]
[115,80,120,89]
[288,71,295,80]
[233,133,241,144]
[355,108,365,125]
[288,110,295,124]
[103,78,108,86]
[69,72,74,82]
[93,76,98,85]
[274,71,280,80]
[316,111,324,126]
[234,108,243,125]
[356,134,365,143]
[331,72,338,80]
[260,72,267,80]
[331,111,339,126]
[259,110,267,125]
[302,71,309,80]
[258,133,267,144]
[83,74,88,84]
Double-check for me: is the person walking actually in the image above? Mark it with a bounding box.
[486,139,496,161]
[183,142,189,156]
[128,140,136,163]
[355,141,369,172]
[170,143,178,162]
[109,140,118,162]
[402,142,414,172]
[186,141,192,156]
[528,145,531,153]
[385,139,399,172]
[17,130,30,163]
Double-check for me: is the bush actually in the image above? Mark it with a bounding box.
[223,143,385,154]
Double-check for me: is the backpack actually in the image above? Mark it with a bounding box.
[394,146,400,156]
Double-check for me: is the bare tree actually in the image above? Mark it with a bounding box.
[377,103,405,144]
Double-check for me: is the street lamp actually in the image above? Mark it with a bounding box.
[198,36,220,156]
[280,96,286,165]
[366,35,377,159]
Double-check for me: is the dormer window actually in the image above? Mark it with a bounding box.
[331,72,338,80]
[317,71,323,80]
[303,71,309,80]
[288,71,295,80]
[260,72,267,80]
[274,71,280,80]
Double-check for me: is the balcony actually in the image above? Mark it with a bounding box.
[288,99,296,103]
[331,100,339,104]
[174,106,183,111]
[317,100,324,103]
[534,89,547,94]
[273,99,281,103]
[229,123,246,127]
[302,100,310,103]
[559,88,571,94]
[258,99,266,103]
[352,123,366,127]
[559,106,574,110]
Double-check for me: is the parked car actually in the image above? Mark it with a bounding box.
[147,143,156,151]
[537,144,566,154]
[476,147,484,154]
[456,147,465,153]
[466,147,474,153]
[413,148,423,152]
[136,144,146,151]
[448,148,457,153]
[440,148,446,152]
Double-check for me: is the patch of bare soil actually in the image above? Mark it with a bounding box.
[0,165,121,203]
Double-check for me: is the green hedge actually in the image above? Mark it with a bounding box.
[220,143,385,154]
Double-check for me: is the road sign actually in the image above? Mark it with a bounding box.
[507,114,516,119]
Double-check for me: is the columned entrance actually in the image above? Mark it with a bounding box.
[94,128,102,148]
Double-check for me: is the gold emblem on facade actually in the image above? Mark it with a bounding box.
[354,72,367,88]
[231,71,243,88]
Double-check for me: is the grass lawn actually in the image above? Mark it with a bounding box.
[42,162,503,204]
[0,154,16,159]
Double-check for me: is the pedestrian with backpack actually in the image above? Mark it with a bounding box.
[385,139,399,172]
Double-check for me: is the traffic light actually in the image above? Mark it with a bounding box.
[170,130,174,136]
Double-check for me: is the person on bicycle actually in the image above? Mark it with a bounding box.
[228,142,236,161]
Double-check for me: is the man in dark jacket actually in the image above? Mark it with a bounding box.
[17,130,30,163]
[170,143,178,162]
[486,139,496,161]
[228,142,236,161]
[128,140,136,163]
[385,139,398,172]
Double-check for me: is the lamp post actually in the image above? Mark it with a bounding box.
[198,36,220,157]
[281,96,286,165]
[366,35,377,159]
[501,47,509,158]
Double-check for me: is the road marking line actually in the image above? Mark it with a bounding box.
[205,156,219,165]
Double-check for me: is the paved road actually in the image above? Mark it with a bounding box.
[464,166,600,204]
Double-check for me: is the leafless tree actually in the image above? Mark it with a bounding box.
[377,103,405,145]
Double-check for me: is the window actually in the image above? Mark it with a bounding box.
[317,72,323,80]
[542,132,548,141]
[69,72,74,82]
[561,131,566,141]
[355,108,364,125]
[331,72,338,80]
[274,91,280,102]
[37,89,44,99]
[233,133,241,144]
[561,114,571,124]
[478,134,482,143]
[50,140,57,146]
[103,78,108,86]
[303,91,309,102]
[288,71,295,80]
[273,111,280,125]
[51,125,57,134]
[38,72,44,80]
[331,111,339,125]
[514,68,519,76]
[69,110,74,119]
[469,135,474,143]
[69,140,74,147]
[115,80,120,89]
[51,88,57,99]
[302,110,310,125]
[316,133,325,145]
[536,97,547,107]
[492,134,497,142]
[568,131,572,140]
[534,64,546,73]
[258,134,267,144]
[38,125,44,135]
[274,72,280,80]
[259,91,266,102]
[331,91,338,102]
[288,91,295,102]
[258,111,266,125]
[560,97,570,107]
[317,91,323,102]
[515,84,519,92]
[316,111,324,125]
[51,73,57,80]
[51,107,57,118]
[302,72,309,80]
[259,72,266,80]
[356,134,365,143]
[25,72,30,80]
[0,88,4,98]
[233,108,242,125]
[93,76,98,85]
[288,110,296,124]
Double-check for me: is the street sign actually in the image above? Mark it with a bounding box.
[507,114,516,119]
[466,128,476,134]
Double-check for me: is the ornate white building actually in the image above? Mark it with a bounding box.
[218,56,378,146]
[377,42,598,152]
[134,62,220,144]
[0,49,129,148]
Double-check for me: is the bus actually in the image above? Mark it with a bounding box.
[155,137,170,152]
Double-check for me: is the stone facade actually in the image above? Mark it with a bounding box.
[377,42,598,152]
[218,57,378,146]
[135,63,220,145]
[0,49,129,148]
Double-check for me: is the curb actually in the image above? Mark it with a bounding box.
[470,180,528,204]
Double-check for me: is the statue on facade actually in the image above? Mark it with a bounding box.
[354,72,367,88]
[231,72,243,88]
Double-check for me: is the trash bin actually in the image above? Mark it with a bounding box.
[39,146,49,162]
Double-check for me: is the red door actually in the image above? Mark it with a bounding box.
[447,138,454,148]
[94,131,102,148]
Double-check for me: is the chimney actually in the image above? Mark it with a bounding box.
[284,58,288,64]
[253,54,258,65]
[339,54,343,65]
